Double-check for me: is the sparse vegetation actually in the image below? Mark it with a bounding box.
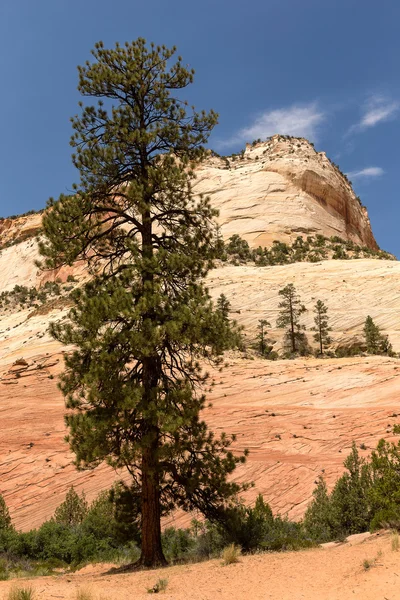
[218,234,394,266]
[6,586,35,600]
[221,543,241,565]
[391,531,399,551]
[0,280,76,315]
[147,578,168,594]
[304,439,400,542]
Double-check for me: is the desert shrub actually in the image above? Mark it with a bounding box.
[303,477,336,541]
[305,439,400,541]
[329,443,372,535]
[217,495,274,552]
[147,578,168,594]
[370,507,400,532]
[162,527,196,562]
[7,587,35,600]
[369,439,400,515]
[221,543,241,564]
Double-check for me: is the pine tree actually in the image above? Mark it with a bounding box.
[257,319,271,355]
[276,284,306,353]
[54,486,88,527]
[363,315,392,355]
[216,294,231,321]
[39,39,246,567]
[363,316,381,353]
[0,494,12,531]
[311,300,331,355]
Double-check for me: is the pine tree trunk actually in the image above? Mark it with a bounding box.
[139,439,167,567]
[138,203,167,567]
[289,298,295,353]
[319,315,323,355]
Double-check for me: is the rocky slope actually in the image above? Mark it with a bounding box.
[0,137,396,530]
[195,135,378,249]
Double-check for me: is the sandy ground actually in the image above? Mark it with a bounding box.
[0,532,399,599]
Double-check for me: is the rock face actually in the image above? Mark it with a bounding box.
[0,136,393,529]
[194,135,377,249]
[206,259,400,351]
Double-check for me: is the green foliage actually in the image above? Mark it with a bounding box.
[147,578,168,593]
[363,316,393,355]
[54,487,88,528]
[225,235,252,262]
[221,543,241,564]
[7,586,35,600]
[311,300,332,355]
[276,284,307,354]
[256,319,272,356]
[39,38,246,567]
[0,495,12,532]
[0,281,65,314]
[216,495,274,552]
[162,527,196,562]
[329,443,372,535]
[218,234,395,267]
[303,477,335,542]
[304,439,400,542]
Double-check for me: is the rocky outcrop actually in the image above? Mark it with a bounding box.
[0,257,399,528]
[0,136,391,529]
[194,135,378,249]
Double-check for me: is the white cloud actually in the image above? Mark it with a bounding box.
[217,102,326,148]
[349,95,399,134]
[347,166,384,179]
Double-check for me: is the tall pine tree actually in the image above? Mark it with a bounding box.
[257,319,271,355]
[39,39,246,567]
[276,284,306,353]
[311,300,331,355]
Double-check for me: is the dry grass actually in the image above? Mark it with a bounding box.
[75,587,109,600]
[6,587,35,600]
[221,544,241,565]
[147,578,168,594]
[362,549,382,571]
[391,531,399,552]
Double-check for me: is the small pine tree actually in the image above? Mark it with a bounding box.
[216,294,231,321]
[257,319,271,355]
[311,300,332,355]
[363,316,393,355]
[276,284,306,353]
[54,486,88,527]
[329,442,372,535]
[303,476,334,542]
[225,235,252,262]
[0,494,12,531]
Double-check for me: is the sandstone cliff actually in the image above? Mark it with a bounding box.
[194,135,377,249]
[0,137,394,529]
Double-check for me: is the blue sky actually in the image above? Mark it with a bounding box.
[0,0,399,253]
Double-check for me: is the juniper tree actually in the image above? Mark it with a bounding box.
[276,284,306,353]
[257,319,271,355]
[39,39,246,567]
[311,300,331,355]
